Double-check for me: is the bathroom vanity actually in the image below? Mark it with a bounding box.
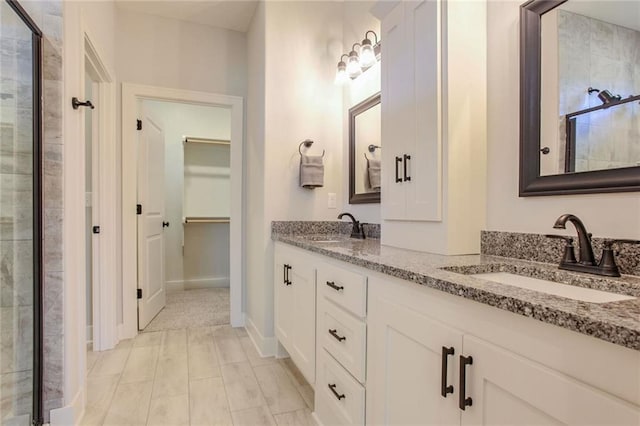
[272,229,640,426]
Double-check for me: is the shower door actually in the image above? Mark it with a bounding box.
[0,0,43,425]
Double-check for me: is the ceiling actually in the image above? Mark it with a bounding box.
[115,0,259,32]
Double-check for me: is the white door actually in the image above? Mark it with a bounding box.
[461,335,640,426]
[367,292,462,425]
[137,111,166,330]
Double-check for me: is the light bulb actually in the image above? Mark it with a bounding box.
[360,40,376,68]
[335,61,349,85]
[347,51,361,78]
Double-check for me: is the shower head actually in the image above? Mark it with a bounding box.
[597,90,621,105]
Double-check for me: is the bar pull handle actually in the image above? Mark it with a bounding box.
[329,329,346,342]
[441,346,454,398]
[459,355,473,410]
[395,156,403,183]
[283,264,287,285]
[284,265,292,285]
[328,384,346,401]
[326,281,344,292]
[403,154,411,181]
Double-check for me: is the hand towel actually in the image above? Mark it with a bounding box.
[367,158,381,191]
[300,154,324,188]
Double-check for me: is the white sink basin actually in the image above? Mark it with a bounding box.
[474,272,635,304]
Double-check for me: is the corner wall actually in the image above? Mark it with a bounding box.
[486,1,640,240]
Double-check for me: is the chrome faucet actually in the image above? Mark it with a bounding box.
[338,212,365,239]
[547,214,640,277]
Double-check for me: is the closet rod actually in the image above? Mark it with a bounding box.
[184,217,230,224]
[183,136,231,145]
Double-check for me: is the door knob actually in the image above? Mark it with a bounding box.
[162,221,170,228]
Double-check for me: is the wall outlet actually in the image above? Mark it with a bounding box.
[328,192,337,209]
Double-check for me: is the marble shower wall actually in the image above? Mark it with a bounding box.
[557,9,640,172]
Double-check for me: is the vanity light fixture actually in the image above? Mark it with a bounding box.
[335,30,381,85]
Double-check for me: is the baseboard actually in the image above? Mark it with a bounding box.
[166,277,230,292]
[311,411,323,426]
[49,387,85,426]
[86,325,93,345]
[245,316,276,357]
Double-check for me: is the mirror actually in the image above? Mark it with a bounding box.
[349,93,381,204]
[520,0,640,195]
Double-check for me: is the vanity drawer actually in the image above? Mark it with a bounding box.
[319,298,366,383]
[317,262,367,317]
[316,349,365,426]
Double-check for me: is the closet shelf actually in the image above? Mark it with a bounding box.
[183,136,231,146]
[184,216,230,224]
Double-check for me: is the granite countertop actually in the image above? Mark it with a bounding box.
[273,233,640,351]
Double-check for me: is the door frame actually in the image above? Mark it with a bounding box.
[121,83,244,339]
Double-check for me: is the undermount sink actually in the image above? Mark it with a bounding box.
[474,272,635,304]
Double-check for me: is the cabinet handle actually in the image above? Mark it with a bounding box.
[441,346,454,398]
[395,156,403,183]
[328,383,346,401]
[284,264,292,286]
[326,281,344,292]
[459,355,473,410]
[329,329,346,342]
[283,264,287,285]
[403,154,411,182]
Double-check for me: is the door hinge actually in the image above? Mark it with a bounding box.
[92,226,100,234]
[137,289,142,299]
[137,204,142,215]
[136,119,142,130]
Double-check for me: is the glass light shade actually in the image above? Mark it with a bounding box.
[335,62,349,85]
[347,51,361,78]
[360,41,376,68]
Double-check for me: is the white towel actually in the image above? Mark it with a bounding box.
[300,154,324,188]
[367,158,381,191]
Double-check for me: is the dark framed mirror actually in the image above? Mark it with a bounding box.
[520,0,640,196]
[349,93,381,204]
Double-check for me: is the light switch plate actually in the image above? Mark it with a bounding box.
[328,192,337,209]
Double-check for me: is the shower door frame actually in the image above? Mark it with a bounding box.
[4,0,44,424]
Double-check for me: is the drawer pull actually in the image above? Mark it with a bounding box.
[441,346,454,398]
[329,329,346,342]
[326,281,344,291]
[328,383,346,401]
[459,355,473,410]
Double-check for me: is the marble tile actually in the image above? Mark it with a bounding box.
[133,331,163,348]
[0,371,32,420]
[273,408,315,426]
[42,79,62,142]
[0,240,33,308]
[103,380,153,426]
[0,306,32,374]
[219,362,265,412]
[189,378,232,426]
[230,406,276,426]
[253,363,305,415]
[120,346,159,384]
[240,336,277,368]
[214,336,247,365]
[152,353,188,399]
[188,341,220,380]
[42,38,61,82]
[43,333,63,402]
[89,349,130,377]
[43,208,63,272]
[43,271,62,335]
[146,394,189,426]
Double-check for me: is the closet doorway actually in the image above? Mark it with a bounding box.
[121,84,244,339]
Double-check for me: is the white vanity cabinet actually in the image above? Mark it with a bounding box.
[273,243,317,385]
[366,275,640,426]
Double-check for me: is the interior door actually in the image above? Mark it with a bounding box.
[137,109,166,329]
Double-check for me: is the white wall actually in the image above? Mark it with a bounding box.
[342,0,381,223]
[143,100,231,289]
[486,1,640,239]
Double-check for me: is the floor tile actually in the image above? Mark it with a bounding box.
[188,327,215,347]
[240,336,277,368]
[81,405,108,426]
[234,327,248,338]
[230,406,276,426]
[253,363,305,414]
[120,346,159,384]
[152,353,189,399]
[220,362,265,412]
[160,329,188,360]
[188,342,220,380]
[211,325,237,339]
[133,331,163,348]
[189,377,232,426]
[215,336,247,365]
[86,374,120,411]
[103,380,153,426]
[273,408,315,426]
[89,349,130,377]
[297,383,314,411]
[87,350,100,374]
[146,394,189,426]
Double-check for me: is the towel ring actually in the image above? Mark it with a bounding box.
[368,144,381,153]
[299,139,325,157]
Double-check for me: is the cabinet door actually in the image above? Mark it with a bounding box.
[289,258,316,385]
[274,255,294,350]
[461,335,640,426]
[367,293,462,425]
[381,1,408,220]
[404,0,442,222]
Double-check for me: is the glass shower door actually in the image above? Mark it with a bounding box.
[0,0,42,424]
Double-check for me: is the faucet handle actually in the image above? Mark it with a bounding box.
[545,234,577,264]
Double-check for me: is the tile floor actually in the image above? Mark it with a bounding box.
[83,326,315,426]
